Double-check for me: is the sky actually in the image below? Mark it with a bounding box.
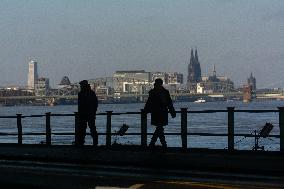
[0,0,283,88]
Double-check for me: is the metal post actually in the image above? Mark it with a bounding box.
[227,107,235,151]
[106,111,112,147]
[141,109,147,147]
[181,108,188,150]
[16,114,22,145]
[45,112,51,145]
[278,107,284,152]
[74,112,80,145]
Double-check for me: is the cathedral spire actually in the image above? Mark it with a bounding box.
[195,48,199,62]
[190,48,194,62]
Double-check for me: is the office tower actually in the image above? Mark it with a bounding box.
[27,60,38,90]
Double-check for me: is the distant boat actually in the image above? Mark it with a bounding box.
[194,98,206,103]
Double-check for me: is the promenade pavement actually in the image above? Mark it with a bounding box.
[0,144,283,188]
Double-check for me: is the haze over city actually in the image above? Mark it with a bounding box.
[0,0,283,88]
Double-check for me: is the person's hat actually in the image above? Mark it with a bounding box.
[79,80,89,86]
[154,78,163,86]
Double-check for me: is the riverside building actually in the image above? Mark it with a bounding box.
[35,77,50,96]
[198,65,234,94]
[113,70,183,94]
[187,48,234,94]
[187,48,202,92]
[27,60,38,90]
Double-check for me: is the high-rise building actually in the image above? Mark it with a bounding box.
[187,48,201,91]
[27,60,38,90]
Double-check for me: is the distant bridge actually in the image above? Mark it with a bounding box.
[0,92,241,100]
[1,92,284,101]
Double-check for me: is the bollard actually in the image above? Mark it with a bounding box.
[141,109,147,147]
[181,108,188,150]
[278,107,284,152]
[45,112,51,145]
[227,107,235,151]
[16,114,22,145]
[106,111,112,147]
[74,112,80,145]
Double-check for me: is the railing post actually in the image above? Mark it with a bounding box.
[181,108,188,150]
[227,107,235,151]
[74,112,80,145]
[16,114,22,145]
[141,109,147,147]
[106,111,112,147]
[278,107,284,152]
[45,112,51,145]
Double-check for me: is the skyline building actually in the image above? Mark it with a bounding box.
[186,48,234,94]
[247,72,256,91]
[27,60,38,90]
[35,77,50,96]
[58,76,71,89]
[187,48,201,91]
[200,65,234,93]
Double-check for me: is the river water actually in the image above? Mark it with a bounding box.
[0,100,283,151]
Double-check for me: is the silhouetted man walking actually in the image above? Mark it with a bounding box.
[144,78,176,148]
[76,80,98,146]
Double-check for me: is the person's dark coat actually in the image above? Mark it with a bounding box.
[78,86,98,119]
[144,86,176,126]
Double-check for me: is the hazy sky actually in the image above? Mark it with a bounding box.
[0,0,283,88]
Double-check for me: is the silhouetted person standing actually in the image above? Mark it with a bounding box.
[76,80,98,146]
[144,78,176,148]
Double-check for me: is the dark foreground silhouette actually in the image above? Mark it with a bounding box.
[75,80,98,146]
[144,78,176,148]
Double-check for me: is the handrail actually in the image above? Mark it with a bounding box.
[0,107,282,152]
[6,109,280,118]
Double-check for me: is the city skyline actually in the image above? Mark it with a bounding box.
[0,1,283,88]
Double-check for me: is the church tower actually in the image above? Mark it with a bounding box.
[187,48,202,91]
[194,48,201,82]
[187,49,196,84]
[247,72,256,91]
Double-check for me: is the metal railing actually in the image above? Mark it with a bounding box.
[0,107,283,152]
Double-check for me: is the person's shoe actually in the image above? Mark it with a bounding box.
[149,142,156,151]
[93,141,98,146]
[74,143,84,147]
[149,141,155,147]
[93,137,98,146]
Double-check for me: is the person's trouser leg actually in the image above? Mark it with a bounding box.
[88,118,98,146]
[76,118,87,146]
[157,126,167,148]
[149,126,159,146]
